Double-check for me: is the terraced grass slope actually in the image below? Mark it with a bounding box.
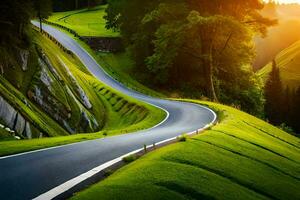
[47,5,118,37]
[73,101,300,200]
[258,40,300,89]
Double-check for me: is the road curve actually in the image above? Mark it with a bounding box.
[0,23,216,200]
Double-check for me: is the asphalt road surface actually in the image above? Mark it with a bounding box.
[0,22,216,200]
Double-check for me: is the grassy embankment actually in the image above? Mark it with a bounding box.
[0,31,166,157]
[47,6,164,98]
[73,100,300,200]
[259,40,300,89]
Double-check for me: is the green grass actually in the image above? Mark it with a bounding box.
[72,100,300,200]
[0,130,127,157]
[47,5,119,37]
[0,127,14,140]
[95,52,165,98]
[258,40,300,89]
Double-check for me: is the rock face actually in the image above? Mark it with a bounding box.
[27,48,100,134]
[0,41,103,139]
[59,58,92,109]
[0,96,32,138]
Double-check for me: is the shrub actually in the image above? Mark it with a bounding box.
[177,134,187,142]
[122,155,137,163]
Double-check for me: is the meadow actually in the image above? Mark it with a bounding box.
[47,5,119,37]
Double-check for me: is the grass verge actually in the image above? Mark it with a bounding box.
[72,100,300,200]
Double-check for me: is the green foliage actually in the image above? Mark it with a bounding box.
[263,59,300,135]
[218,68,265,117]
[264,60,284,124]
[177,134,187,142]
[279,123,294,134]
[258,39,300,134]
[72,100,300,200]
[105,0,274,111]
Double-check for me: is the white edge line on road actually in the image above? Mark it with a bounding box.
[33,111,216,200]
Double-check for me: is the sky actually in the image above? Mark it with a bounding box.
[264,0,300,3]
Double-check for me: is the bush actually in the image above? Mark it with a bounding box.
[122,155,138,163]
[279,123,294,134]
[177,134,187,142]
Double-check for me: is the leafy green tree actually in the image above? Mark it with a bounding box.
[105,0,275,102]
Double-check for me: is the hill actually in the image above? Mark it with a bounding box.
[254,4,300,70]
[72,100,300,200]
[258,40,300,89]
[47,5,118,37]
[0,28,165,155]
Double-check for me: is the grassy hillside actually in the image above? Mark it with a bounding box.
[258,40,300,89]
[47,5,118,37]
[0,29,166,156]
[73,101,300,200]
[254,4,300,70]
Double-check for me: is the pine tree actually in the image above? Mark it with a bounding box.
[264,60,284,124]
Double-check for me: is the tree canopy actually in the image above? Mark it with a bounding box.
[105,0,276,113]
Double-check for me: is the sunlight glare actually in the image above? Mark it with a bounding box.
[264,0,300,4]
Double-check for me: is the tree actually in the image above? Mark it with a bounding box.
[288,87,300,133]
[0,0,33,43]
[105,0,275,102]
[33,0,52,31]
[184,0,275,101]
[264,60,284,124]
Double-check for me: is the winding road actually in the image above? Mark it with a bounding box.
[0,22,216,200]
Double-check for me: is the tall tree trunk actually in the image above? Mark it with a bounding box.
[202,38,218,101]
[203,55,218,101]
